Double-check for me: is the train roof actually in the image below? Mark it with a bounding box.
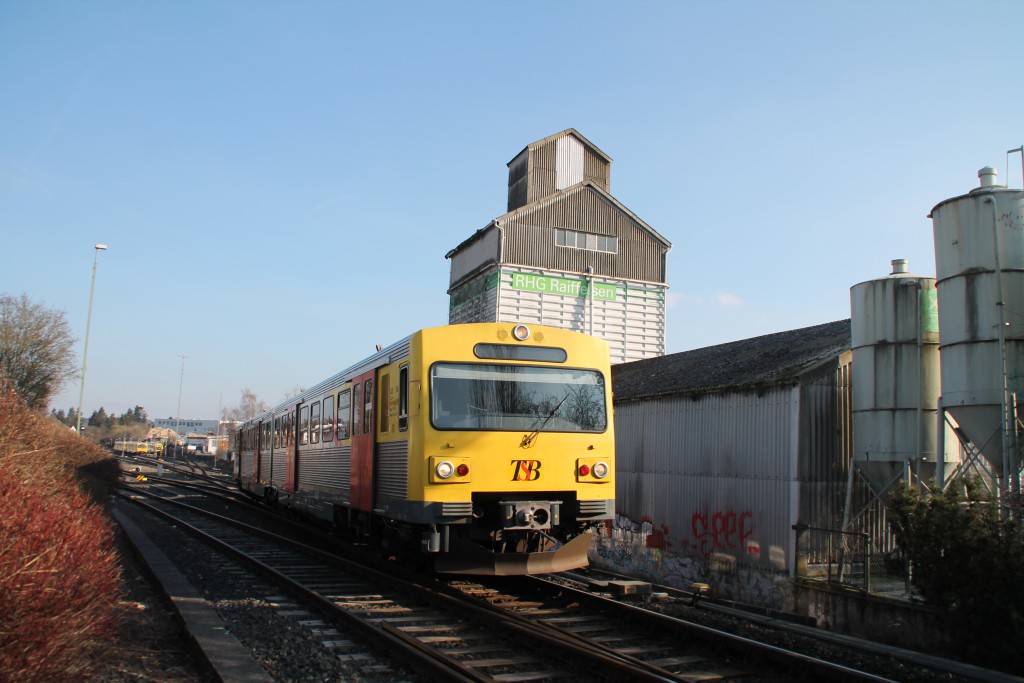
[612,319,851,402]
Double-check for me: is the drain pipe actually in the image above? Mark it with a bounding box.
[983,194,1014,503]
[495,220,504,322]
[586,265,595,336]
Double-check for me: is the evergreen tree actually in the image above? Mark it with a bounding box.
[88,407,108,428]
[889,483,1024,672]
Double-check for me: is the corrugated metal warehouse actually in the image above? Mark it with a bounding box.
[594,320,892,608]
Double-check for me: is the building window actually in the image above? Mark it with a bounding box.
[555,228,617,254]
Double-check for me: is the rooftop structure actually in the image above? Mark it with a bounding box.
[447,129,672,364]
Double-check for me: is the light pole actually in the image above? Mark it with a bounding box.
[76,243,108,435]
[176,354,188,458]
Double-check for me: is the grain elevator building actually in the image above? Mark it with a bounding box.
[446,129,672,364]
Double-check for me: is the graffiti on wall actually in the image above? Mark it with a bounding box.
[590,510,790,610]
[688,509,756,556]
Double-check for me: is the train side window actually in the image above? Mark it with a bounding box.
[363,379,374,434]
[322,395,334,442]
[274,417,281,449]
[351,384,361,436]
[337,389,351,440]
[299,405,310,446]
[379,373,390,433]
[398,364,409,431]
[310,401,321,444]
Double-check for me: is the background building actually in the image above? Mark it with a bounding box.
[446,129,671,364]
[601,320,860,608]
[153,418,219,435]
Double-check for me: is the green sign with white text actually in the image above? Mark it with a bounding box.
[509,272,617,301]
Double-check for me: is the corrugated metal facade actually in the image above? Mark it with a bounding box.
[259,447,273,485]
[614,386,802,573]
[449,187,668,288]
[376,440,409,500]
[501,196,666,282]
[449,264,666,364]
[448,228,500,287]
[271,448,286,488]
[603,351,870,603]
[506,129,611,212]
[298,444,351,494]
[240,449,254,481]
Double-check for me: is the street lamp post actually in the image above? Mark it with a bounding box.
[176,354,188,460]
[76,243,108,435]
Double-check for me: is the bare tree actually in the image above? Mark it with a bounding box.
[0,293,77,410]
[282,385,305,401]
[223,387,268,421]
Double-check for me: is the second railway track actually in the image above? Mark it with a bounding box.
[118,470,991,682]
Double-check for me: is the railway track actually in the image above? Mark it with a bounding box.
[119,481,685,681]
[116,466,1011,682]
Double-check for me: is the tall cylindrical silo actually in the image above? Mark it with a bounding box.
[851,259,941,495]
[929,167,1024,481]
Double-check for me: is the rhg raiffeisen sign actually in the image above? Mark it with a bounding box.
[510,272,617,301]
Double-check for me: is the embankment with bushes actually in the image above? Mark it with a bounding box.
[0,384,123,681]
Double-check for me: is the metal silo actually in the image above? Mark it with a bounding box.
[930,167,1024,489]
[850,259,941,496]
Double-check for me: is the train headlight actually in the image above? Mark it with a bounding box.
[429,455,471,483]
[512,324,531,341]
[576,458,611,482]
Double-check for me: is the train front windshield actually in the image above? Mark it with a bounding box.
[430,363,607,432]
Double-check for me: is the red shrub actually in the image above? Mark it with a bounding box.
[0,467,121,681]
[0,385,123,681]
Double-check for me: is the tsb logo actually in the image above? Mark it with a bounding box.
[511,459,542,481]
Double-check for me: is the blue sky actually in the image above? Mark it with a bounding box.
[2,1,1022,421]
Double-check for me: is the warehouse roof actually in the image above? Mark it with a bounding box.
[612,319,851,402]
[445,180,672,260]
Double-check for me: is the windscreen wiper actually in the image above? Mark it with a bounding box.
[520,394,569,448]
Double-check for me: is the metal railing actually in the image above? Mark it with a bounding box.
[794,525,906,593]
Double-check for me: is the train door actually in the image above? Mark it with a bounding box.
[255,423,263,483]
[287,404,306,493]
[350,369,376,511]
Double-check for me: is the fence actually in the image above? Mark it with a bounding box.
[794,525,907,593]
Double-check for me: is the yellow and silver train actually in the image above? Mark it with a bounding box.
[235,322,614,575]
